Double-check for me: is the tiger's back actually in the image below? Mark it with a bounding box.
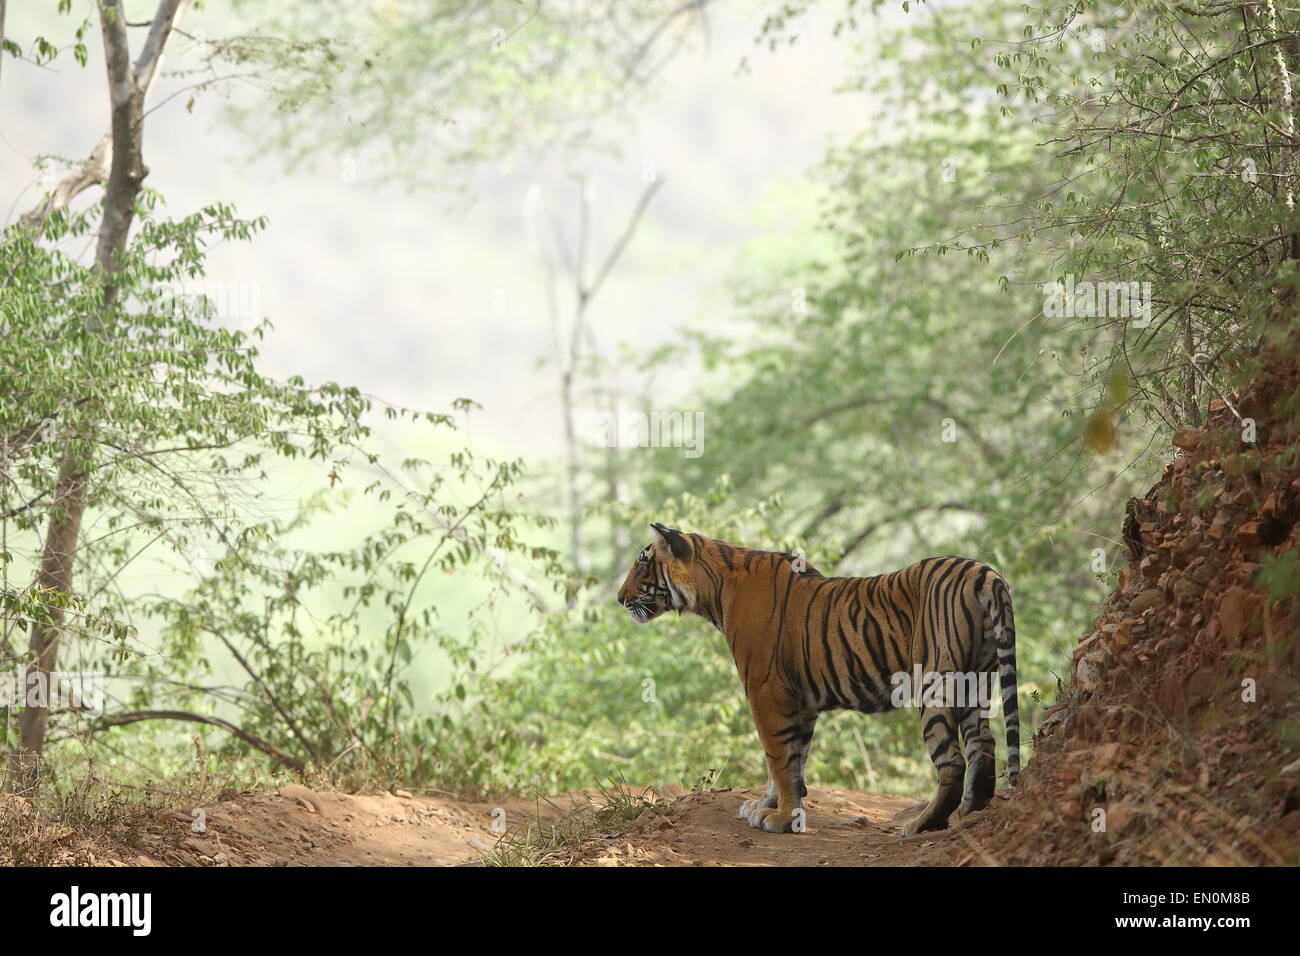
[767,557,1018,726]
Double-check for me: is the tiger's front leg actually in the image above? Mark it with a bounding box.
[738,702,816,833]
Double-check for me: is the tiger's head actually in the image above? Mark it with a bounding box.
[617,523,698,623]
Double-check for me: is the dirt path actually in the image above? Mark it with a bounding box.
[117,787,557,867]
[84,783,1009,867]
[568,786,1003,867]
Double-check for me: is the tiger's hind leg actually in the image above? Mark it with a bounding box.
[957,704,995,817]
[958,635,1000,817]
[902,704,965,837]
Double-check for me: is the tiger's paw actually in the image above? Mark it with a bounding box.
[900,812,950,838]
[739,803,804,833]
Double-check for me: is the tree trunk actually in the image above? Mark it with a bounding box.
[3,0,182,792]
[4,461,86,790]
[560,367,585,578]
[604,387,627,580]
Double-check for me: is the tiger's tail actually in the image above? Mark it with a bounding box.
[984,574,1020,782]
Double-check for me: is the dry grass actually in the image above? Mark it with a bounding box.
[0,777,167,866]
[477,779,667,867]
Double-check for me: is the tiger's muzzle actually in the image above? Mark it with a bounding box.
[618,582,672,623]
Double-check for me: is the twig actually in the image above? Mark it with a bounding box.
[86,709,304,772]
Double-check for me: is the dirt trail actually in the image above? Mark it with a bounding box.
[567,786,999,867]
[106,787,558,867]
[72,783,1004,867]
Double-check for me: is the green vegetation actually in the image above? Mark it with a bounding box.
[2,0,1296,810]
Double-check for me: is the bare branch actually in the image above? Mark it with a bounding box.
[133,0,186,92]
[17,0,189,233]
[87,709,305,772]
[624,0,714,82]
[838,501,975,565]
[19,135,112,232]
[588,175,664,300]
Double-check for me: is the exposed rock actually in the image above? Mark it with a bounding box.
[1002,332,1300,866]
[1075,651,1107,695]
[279,784,323,814]
[1215,587,1258,646]
[1128,588,1164,615]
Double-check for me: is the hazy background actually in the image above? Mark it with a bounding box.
[2,2,875,459]
[0,1,893,715]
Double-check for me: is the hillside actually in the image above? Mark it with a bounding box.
[932,334,1300,866]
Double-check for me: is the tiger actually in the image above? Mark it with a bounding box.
[616,522,1020,837]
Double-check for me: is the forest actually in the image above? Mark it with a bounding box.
[1,0,1298,880]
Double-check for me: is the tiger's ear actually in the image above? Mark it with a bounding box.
[651,522,691,561]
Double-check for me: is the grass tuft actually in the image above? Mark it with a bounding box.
[478,778,665,867]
